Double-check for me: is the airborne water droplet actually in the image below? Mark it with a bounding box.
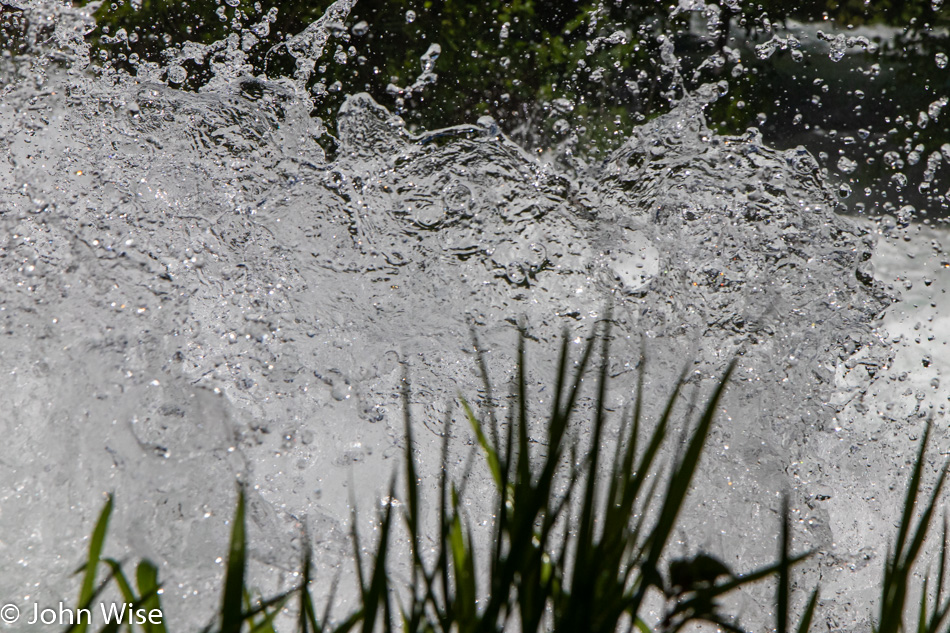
[166,65,188,84]
[837,156,857,174]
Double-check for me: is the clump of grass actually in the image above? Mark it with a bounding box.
[64,318,948,632]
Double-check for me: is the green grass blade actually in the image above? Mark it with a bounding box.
[136,561,167,633]
[400,368,427,632]
[553,326,599,432]
[360,478,396,633]
[437,421,454,628]
[63,568,121,633]
[894,424,932,561]
[299,537,319,633]
[328,612,362,633]
[448,485,477,629]
[462,398,502,489]
[220,487,247,633]
[100,558,137,633]
[100,559,165,633]
[564,315,613,627]
[470,327,500,454]
[879,427,948,633]
[548,330,573,435]
[248,594,291,633]
[918,575,930,633]
[75,494,113,633]
[902,462,949,571]
[515,327,530,495]
[101,557,136,605]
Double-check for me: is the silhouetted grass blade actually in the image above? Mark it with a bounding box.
[462,398,502,489]
[797,588,820,633]
[68,495,114,633]
[220,487,247,633]
[778,495,791,633]
[360,477,396,633]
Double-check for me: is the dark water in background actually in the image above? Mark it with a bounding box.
[0,1,948,629]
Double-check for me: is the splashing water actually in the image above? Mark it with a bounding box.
[1,0,948,629]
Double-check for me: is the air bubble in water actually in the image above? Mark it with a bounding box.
[442,183,472,215]
[936,53,948,69]
[838,183,852,198]
[412,204,444,228]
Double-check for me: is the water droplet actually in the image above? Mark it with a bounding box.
[936,52,948,69]
[352,20,369,36]
[838,183,852,198]
[166,65,188,84]
[405,9,416,23]
[929,98,947,120]
[827,33,846,62]
[420,43,440,73]
[883,151,903,169]
[837,156,857,174]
